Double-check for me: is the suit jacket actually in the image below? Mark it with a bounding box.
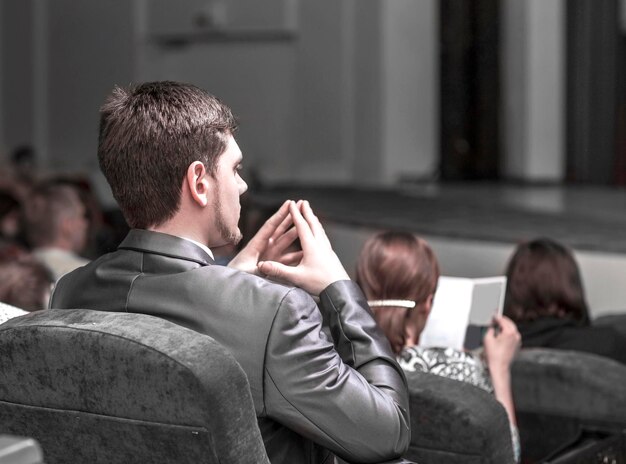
[50,229,410,463]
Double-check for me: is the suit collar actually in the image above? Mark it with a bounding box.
[118,229,215,266]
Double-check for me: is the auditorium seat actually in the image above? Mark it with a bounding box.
[404,370,516,464]
[0,309,269,464]
[0,435,43,464]
[594,313,626,336]
[511,348,626,463]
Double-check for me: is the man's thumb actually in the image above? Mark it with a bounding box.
[258,261,289,279]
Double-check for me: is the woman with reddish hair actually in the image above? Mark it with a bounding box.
[355,232,440,354]
[504,238,626,363]
[356,231,521,462]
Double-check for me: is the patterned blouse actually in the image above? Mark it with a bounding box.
[0,302,28,325]
[399,346,493,392]
[398,345,521,463]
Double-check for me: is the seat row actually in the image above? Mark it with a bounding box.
[2,309,625,463]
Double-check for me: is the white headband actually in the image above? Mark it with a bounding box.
[367,299,416,309]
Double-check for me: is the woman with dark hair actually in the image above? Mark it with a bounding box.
[356,231,521,462]
[504,238,626,363]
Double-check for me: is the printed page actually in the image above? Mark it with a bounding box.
[468,277,507,325]
[419,277,473,350]
[418,276,507,350]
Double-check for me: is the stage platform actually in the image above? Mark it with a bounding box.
[250,182,626,318]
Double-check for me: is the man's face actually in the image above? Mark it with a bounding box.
[209,134,248,247]
[60,199,89,252]
[69,202,89,252]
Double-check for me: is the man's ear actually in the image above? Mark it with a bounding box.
[186,161,211,207]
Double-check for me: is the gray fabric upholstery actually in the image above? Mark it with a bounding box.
[0,309,269,464]
[511,348,626,462]
[594,313,626,337]
[404,370,515,464]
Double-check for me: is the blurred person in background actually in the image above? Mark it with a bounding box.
[504,237,626,364]
[10,145,38,185]
[356,230,521,462]
[46,176,115,259]
[0,189,26,249]
[0,170,31,259]
[0,255,53,323]
[0,189,21,240]
[25,183,89,281]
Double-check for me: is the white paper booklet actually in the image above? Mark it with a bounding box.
[418,276,507,351]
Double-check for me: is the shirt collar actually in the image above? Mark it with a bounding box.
[180,236,215,260]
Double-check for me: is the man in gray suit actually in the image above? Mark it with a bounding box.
[50,81,410,463]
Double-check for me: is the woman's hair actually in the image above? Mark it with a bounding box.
[356,231,440,353]
[504,238,589,324]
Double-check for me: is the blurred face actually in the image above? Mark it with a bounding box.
[0,210,20,238]
[59,198,89,252]
[210,135,248,247]
[70,202,89,251]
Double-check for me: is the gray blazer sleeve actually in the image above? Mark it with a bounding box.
[263,280,411,463]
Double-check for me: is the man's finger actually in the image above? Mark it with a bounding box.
[272,227,299,253]
[248,200,291,245]
[258,260,297,281]
[299,201,325,238]
[270,210,294,242]
[279,250,304,266]
[289,201,314,249]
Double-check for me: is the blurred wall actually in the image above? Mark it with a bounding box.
[501,0,565,181]
[1,1,572,187]
[381,0,438,184]
[0,0,136,174]
[46,1,136,173]
[0,1,3,149]
[1,0,36,158]
[0,0,439,189]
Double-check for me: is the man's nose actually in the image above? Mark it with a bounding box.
[239,178,248,195]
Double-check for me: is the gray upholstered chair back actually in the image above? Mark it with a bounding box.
[0,309,269,464]
[594,313,626,337]
[404,370,515,464]
[512,348,626,462]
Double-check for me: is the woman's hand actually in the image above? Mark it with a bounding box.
[483,315,521,372]
[483,315,521,428]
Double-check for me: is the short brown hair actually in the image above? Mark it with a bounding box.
[356,231,440,353]
[0,256,52,311]
[98,81,237,229]
[504,238,589,324]
[24,183,84,248]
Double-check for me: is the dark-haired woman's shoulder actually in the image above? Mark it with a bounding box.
[518,316,626,364]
